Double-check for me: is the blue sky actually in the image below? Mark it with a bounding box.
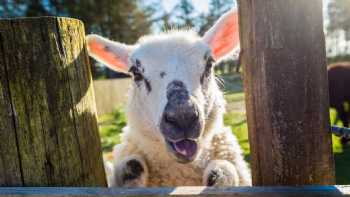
[145,0,330,33]
[151,0,328,16]
[149,0,330,28]
[145,0,348,56]
[161,0,210,13]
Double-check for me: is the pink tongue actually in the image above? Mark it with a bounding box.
[174,139,197,158]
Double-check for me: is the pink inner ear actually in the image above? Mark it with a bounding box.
[88,39,128,72]
[209,11,239,60]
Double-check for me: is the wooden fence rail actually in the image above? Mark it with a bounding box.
[0,186,348,197]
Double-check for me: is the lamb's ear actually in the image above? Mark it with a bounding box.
[203,9,239,61]
[86,34,134,73]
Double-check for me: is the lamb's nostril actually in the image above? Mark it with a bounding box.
[164,113,177,125]
[163,108,199,130]
[161,103,202,142]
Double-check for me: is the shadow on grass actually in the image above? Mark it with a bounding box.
[219,74,244,94]
[233,119,247,127]
[334,144,350,184]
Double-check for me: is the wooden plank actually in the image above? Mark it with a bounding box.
[0,186,348,197]
[57,17,106,186]
[0,17,106,186]
[237,0,335,185]
[0,26,23,186]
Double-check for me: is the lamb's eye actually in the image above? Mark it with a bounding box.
[129,65,143,82]
[206,56,214,69]
[201,56,215,84]
[133,71,143,81]
[204,56,215,75]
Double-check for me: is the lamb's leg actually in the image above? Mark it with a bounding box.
[203,160,239,187]
[111,155,148,187]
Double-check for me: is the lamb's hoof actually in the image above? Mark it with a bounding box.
[123,159,144,180]
[206,169,223,186]
[113,155,148,187]
[203,160,239,187]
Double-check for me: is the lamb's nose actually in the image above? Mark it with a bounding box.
[161,100,200,141]
[160,80,201,141]
[163,101,199,130]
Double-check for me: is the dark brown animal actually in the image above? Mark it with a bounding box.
[328,62,350,144]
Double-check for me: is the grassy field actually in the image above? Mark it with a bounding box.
[98,107,125,152]
[98,74,350,184]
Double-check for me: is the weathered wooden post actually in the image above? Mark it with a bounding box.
[0,17,106,186]
[238,0,335,185]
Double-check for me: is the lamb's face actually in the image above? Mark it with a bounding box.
[87,9,239,163]
[127,34,216,162]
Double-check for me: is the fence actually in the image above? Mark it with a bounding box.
[0,0,347,196]
[93,78,131,116]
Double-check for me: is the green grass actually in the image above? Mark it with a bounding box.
[98,74,350,184]
[329,109,350,184]
[224,111,250,163]
[225,92,245,103]
[98,107,126,152]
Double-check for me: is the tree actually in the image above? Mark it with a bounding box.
[174,0,195,28]
[0,0,26,17]
[199,0,233,34]
[0,0,153,79]
[328,0,350,40]
[26,0,49,16]
[161,12,172,30]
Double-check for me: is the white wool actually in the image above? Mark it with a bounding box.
[107,56,251,186]
[111,124,251,186]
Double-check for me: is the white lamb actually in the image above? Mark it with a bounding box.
[86,9,251,187]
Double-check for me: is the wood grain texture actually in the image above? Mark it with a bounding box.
[238,0,335,186]
[0,17,106,187]
[0,186,348,197]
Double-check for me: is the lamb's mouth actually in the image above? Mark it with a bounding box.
[165,139,198,163]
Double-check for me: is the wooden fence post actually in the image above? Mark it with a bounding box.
[0,17,106,187]
[238,0,335,185]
